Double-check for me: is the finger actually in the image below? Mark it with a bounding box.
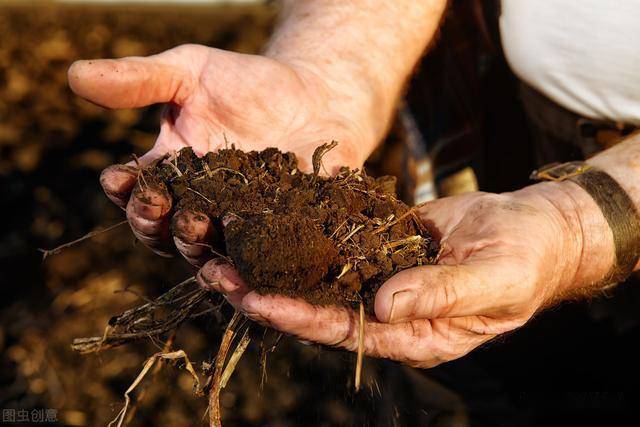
[240,293,491,368]
[172,209,218,266]
[126,185,173,257]
[100,164,138,209]
[374,260,522,323]
[99,139,171,209]
[67,48,195,109]
[196,260,251,307]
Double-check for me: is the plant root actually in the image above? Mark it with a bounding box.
[122,331,176,426]
[71,276,216,353]
[108,349,203,427]
[38,219,128,261]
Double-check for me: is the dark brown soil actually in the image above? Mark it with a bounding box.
[146,144,439,311]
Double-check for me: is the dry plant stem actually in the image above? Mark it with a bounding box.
[209,310,243,427]
[191,241,233,264]
[311,140,338,180]
[210,167,249,184]
[219,327,251,389]
[165,159,183,177]
[259,331,283,391]
[337,263,353,279]
[122,331,176,426]
[187,187,214,204]
[372,199,431,236]
[329,219,349,239]
[109,350,202,427]
[383,235,423,251]
[72,277,211,353]
[38,219,128,260]
[355,302,365,392]
[372,208,415,236]
[340,224,365,245]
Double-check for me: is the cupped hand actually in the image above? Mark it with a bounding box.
[198,184,603,368]
[68,44,372,263]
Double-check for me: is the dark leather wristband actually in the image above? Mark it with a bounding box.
[531,161,640,283]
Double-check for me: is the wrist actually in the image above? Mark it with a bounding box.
[513,181,615,300]
[262,0,443,161]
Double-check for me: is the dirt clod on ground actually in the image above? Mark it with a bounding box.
[146,144,439,311]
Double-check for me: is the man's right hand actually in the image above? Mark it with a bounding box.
[68,1,449,363]
[68,44,373,265]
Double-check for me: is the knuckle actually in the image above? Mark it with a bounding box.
[414,270,459,318]
[327,308,358,350]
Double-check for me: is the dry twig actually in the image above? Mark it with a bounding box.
[122,332,176,426]
[220,327,251,389]
[209,311,243,427]
[312,140,338,181]
[355,302,365,392]
[72,277,211,353]
[383,235,424,251]
[210,167,248,185]
[187,187,214,205]
[109,349,202,427]
[39,220,128,261]
[372,207,416,235]
[259,331,283,391]
[340,224,365,244]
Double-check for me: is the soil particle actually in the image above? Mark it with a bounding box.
[225,213,338,291]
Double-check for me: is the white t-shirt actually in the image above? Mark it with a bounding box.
[500,0,640,125]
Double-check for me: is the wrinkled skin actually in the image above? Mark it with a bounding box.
[69,44,600,368]
[197,191,579,367]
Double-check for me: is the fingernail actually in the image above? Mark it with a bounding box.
[132,189,170,220]
[100,165,138,204]
[172,210,212,242]
[100,164,137,186]
[114,164,138,175]
[388,290,416,323]
[239,308,271,327]
[198,262,239,294]
[196,269,219,292]
[239,294,271,326]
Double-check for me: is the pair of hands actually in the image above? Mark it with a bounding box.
[69,45,588,368]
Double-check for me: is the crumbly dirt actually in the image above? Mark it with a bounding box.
[145,144,439,311]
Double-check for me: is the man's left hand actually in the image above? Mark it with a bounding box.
[197,183,614,367]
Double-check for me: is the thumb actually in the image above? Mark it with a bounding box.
[374,262,503,323]
[67,47,195,109]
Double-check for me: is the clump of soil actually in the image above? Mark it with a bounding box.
[144,144,439,311]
